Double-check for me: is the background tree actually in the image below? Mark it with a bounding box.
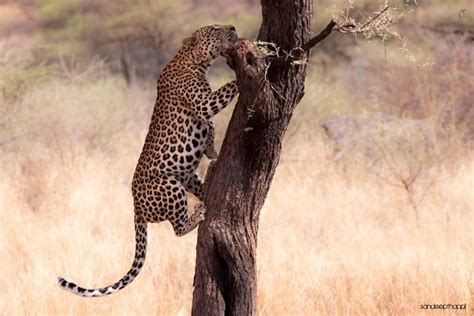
[191,1,393,314]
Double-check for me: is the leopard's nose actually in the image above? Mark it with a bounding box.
[229,26,236,32]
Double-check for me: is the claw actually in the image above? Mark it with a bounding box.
[205,148,218,159]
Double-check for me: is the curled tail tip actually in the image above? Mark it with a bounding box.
[57,276,66,287]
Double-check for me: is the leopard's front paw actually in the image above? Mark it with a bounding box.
[193,203,207,223]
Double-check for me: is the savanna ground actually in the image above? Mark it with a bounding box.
[0,0,473,314]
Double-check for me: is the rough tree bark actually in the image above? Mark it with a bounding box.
[192,1,312,315]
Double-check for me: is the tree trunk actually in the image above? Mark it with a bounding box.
[192,1,313,315]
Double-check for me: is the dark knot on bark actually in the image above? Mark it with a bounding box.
[220,40,268,90]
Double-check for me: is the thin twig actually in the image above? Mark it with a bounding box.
[360,5,390,30]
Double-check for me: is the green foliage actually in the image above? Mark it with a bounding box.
[34,0,195,77]
[2,63,51,102]
[94,0,184,42]
[0,45,53,102]
[37,0,81,29]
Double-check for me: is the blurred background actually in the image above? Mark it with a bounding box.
[0,0,472,314]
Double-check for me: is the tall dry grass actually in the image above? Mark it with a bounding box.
[0,65,472,315]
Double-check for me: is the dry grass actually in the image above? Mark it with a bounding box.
[0,72,473,315]
[1,1,473,311]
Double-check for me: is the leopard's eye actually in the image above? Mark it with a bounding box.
[211,25,221,32]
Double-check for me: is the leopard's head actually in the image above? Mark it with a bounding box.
[182,24,238,64]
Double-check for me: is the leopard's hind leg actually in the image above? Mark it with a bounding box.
[204,121,218,159]
[184,158,217,201]
[137,175,205,236]
[184,173,204,200]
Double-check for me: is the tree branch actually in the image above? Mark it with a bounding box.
[301,20,337,52]
[266,4,393,65]
[265,20,338,66]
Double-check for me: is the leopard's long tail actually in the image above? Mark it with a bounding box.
[57,215,147,297]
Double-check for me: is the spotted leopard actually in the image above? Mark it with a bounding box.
[58,24,239,297]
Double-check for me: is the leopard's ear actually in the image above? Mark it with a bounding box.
[182,35,198,49]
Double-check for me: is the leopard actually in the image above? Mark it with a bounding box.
[58,24,239,297]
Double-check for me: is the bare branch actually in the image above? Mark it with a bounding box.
[301,20,337,53]
[268,5,394,66]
